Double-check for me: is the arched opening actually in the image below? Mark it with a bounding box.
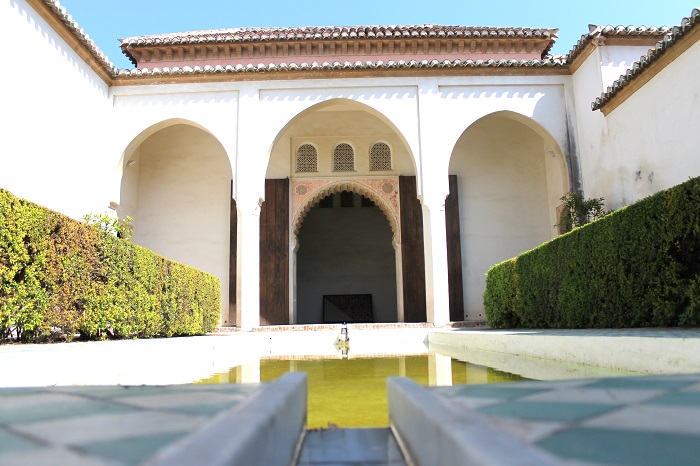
[261,98,424,325]
[448,111,569,321]
[296,191,397,324]
[120,122,233,325]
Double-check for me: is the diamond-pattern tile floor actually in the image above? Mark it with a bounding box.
[431,374,700,466]
[0,383,262,465]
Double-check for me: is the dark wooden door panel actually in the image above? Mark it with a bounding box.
[228,196,237,326]
[399,176,427,322]
[260,178,289,325]
[446,175,465,322]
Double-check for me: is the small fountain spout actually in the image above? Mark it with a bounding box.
[339,322,349,343]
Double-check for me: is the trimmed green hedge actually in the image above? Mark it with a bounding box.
[484,176,700,329]
[0,188,220,342]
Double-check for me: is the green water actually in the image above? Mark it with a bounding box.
[197,355,527,428]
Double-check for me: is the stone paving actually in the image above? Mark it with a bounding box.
[2,329,700,465]
[429,373,700,465]
[0,383,262,465]
[296,428,406,465]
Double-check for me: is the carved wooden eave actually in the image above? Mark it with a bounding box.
[120,26,558,70]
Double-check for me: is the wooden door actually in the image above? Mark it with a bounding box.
[399,176,427,322]
[445,175,465,321]
[228,196,237,326]
[259,178,289,325]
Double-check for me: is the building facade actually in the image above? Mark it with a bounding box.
[3,0,700,329]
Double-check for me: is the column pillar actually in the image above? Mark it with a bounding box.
[416,83,452,327]
[393,239,405,323]
[236,200,261,330]
[422,196,451,327]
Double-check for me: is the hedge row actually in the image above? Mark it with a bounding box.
[484,176,700,328]
[0,188,220,342]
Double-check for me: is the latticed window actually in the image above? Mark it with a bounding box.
[333,143,355,171]
[296,144,318,172]
[370,142,392,171]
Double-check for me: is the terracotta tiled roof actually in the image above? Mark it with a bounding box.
[565,24,671,64]
[115,57,566,78]
[591,8,700,111]
[120,25,559,68]
[39,0,117,75]
[120,25,558,46]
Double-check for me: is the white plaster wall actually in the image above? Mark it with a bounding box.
[268,105,415,179]
[1,0,112,219]
[571,43,692,209]
[599,46,656,89]
[296,196,397,323]
[111,88,238,204]
[596,39,700,208]
[449,115,552,318]
[421,81,571,189]
[571,49,607,198]
[127,124,232,323]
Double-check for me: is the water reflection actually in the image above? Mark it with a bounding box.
[197,353,527,428]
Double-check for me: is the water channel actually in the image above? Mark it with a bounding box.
[197,354,526,428]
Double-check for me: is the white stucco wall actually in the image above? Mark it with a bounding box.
[570,42,698,210]
[7,0,700,329]
[449,115,557,318]
[571,49,608,198]
[268,104,415,179]
[124,124,232,323]
[596,39,700,207]
[1,0,112,219]
[599,46,656,90]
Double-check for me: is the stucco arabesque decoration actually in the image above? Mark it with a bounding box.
[291,178,401,251]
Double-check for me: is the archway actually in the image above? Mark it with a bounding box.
[119,122,233,325]
[448,111,569,321]
[296,190,398,324]
[261,99,425,325]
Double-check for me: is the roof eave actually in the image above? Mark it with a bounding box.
[593,9,700,115]
[30,0,117,83]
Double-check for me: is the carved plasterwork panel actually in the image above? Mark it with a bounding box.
[291,177,401,244]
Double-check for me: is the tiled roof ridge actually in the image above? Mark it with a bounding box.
[119,24,559,46]
[40,0,118,75]
[592,8,700,111]
[565,24,672,64]
[114,57,567,77]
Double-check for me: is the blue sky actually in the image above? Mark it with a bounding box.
[58,0,698,69]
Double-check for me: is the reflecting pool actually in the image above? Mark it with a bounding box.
[197,354,527,428]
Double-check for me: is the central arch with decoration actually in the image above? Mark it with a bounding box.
[260,99,427,325]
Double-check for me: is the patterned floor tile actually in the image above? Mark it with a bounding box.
[518,388,661,405]
[0,396,137,424]
[11,411,204,445]
[0,448,108,466]
[478,401,617,422]
[647,390,700,407]
[582,404,700,435]
[79,432,186,465]
[581,377,697,390]
[537,427,700,466]
[443,385,548,399]
[115,391,247,409]
[0,427,42,455]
